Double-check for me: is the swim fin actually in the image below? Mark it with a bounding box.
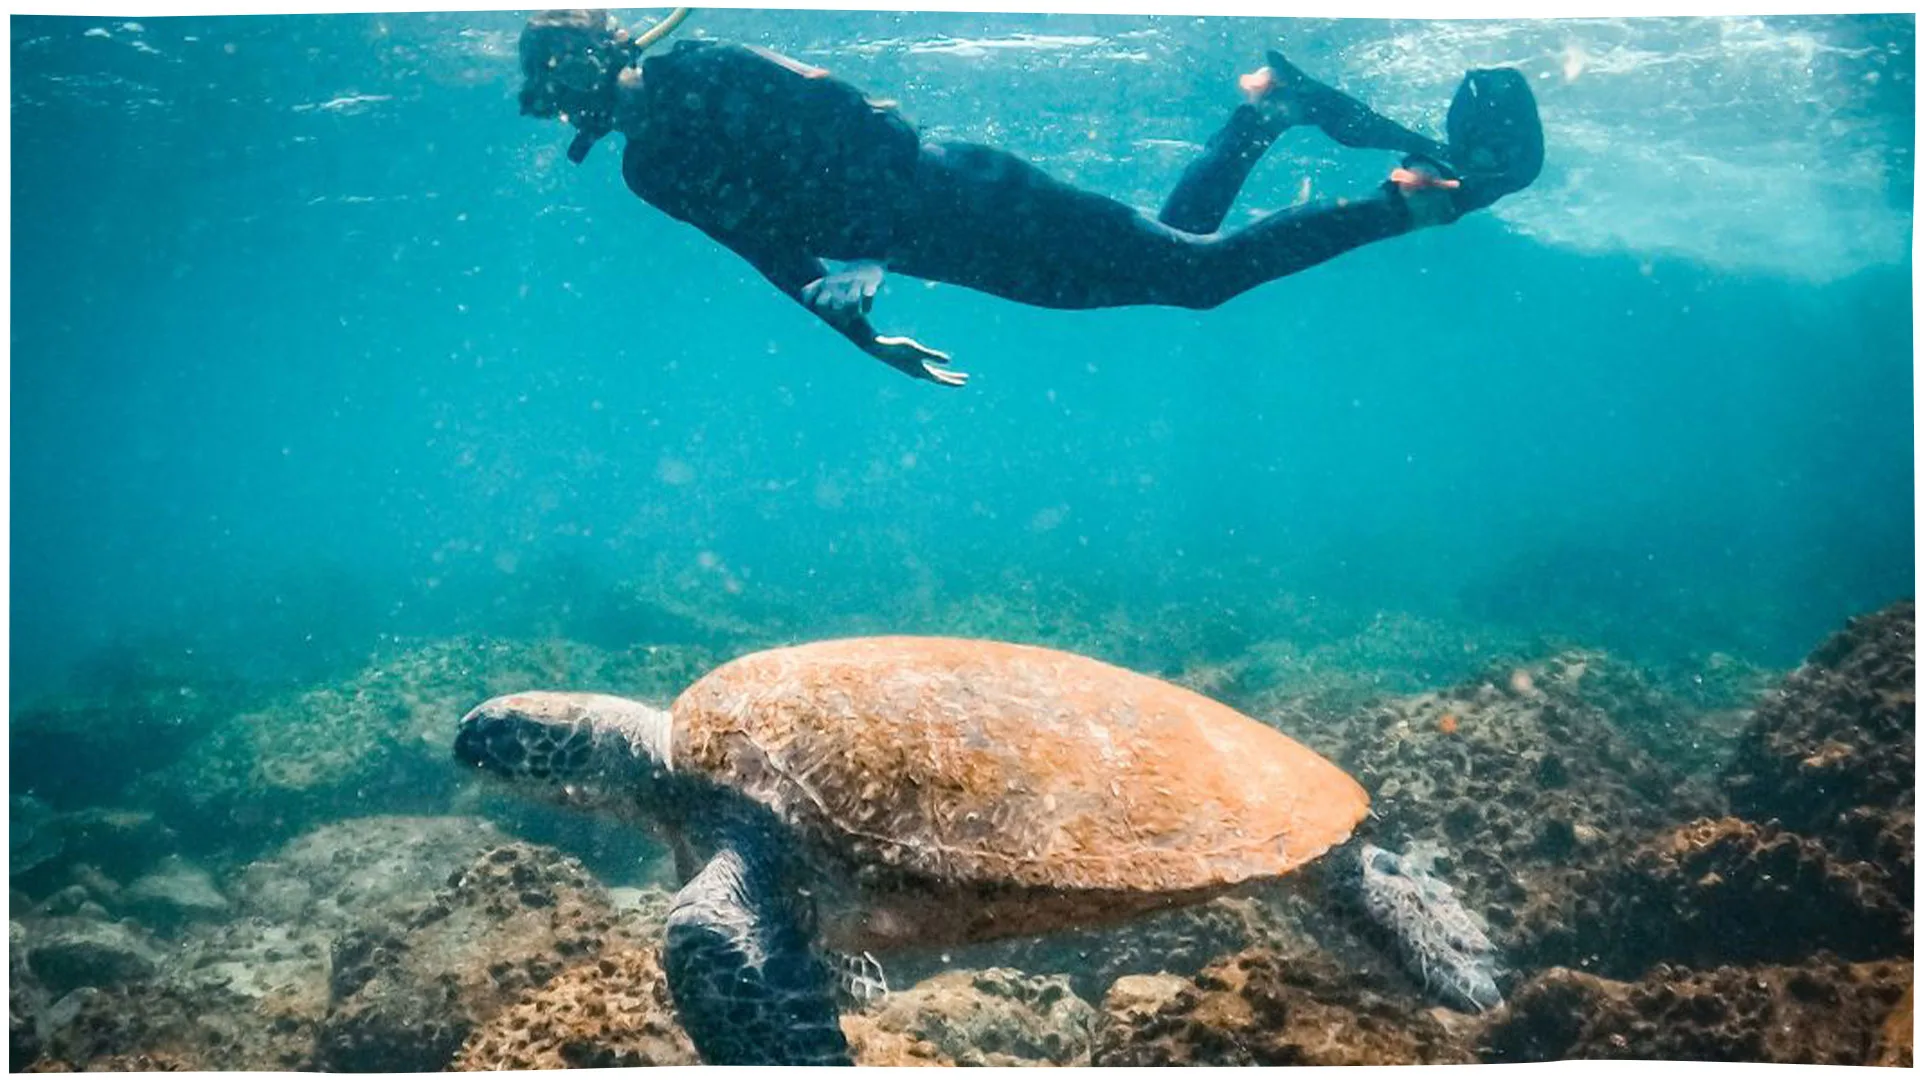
[1442,67,1544,213]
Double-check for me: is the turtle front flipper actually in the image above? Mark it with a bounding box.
[1330,842,1505,1012]
[663,828,853,1066]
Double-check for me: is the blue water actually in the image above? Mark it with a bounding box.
[10,11,1915,700]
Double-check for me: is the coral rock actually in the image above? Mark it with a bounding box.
[1521,816,1909,977]
[1481,956,1913,1063]
[120,858,229,932]
[1269,650,1724,958]
[1874,980,1913,1067]
[1724,601,1914,892]
[24,918,159,997]
[313,842,635,1072]
[453,947,696,1070]
[862,967,1100,1066]
[1093,947,1470,1066]
[455,946,950,1069]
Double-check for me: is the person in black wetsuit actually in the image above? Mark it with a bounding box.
[518,9,1545,387]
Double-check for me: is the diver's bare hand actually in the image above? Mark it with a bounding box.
[801,261,885,322]
[869,335,969,387]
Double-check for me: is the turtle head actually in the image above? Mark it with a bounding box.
[455,691,674,818]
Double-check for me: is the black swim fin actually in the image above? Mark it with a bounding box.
[1442,67,1544,213]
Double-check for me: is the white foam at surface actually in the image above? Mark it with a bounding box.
[1343,16,1912,281]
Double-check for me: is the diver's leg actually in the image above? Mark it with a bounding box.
[1179,187,1420,307]
[1158,49,1446,237]
[893,140,1420,311]
[1158,104,1281,236]
[1255,49,1446,158]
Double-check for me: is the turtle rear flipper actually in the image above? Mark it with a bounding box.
[1337,843,1505,1012]
[663,830,853,1066]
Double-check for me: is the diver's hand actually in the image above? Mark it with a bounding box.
[868,335,969,387]
[801,261,886,322]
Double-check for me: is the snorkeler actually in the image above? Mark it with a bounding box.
[518,9,1545,387]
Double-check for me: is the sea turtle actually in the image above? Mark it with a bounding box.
[454,636,1503,1066]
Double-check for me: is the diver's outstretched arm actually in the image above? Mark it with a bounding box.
[715,233,969,387]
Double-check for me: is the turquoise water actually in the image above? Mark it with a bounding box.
[11,10,1915,697]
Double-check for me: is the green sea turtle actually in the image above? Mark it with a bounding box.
[454,636,1502,1066]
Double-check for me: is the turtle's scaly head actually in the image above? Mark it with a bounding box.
[455,691,672,816]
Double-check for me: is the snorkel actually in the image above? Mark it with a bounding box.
[547,8,693,165]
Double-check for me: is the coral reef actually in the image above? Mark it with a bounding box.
[11,922,46,1071]
[10,808,180,898]
[314,842,639,1071]
[454,946,952,1069]
[1481,956,1913,1064]
[16,816,517,1072]
[1269,649,1724,960]
[452,947,697,1069]
[132,637,720,853]
[1724,600,1915,893]
[120,858,229,932]
[860,967,1100,1066]
[11,601,1913,1071]
[23,919,160,997]
[9,648,245,813]
[1877,981,1914,1067]
[227,815,514,935]
[1520,816,1910,978]
[1228,611,1529,710]
[1092,946,1472,1066]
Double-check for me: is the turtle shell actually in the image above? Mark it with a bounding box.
[668,637,1367,895]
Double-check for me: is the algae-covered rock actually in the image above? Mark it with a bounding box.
[134,637,721,849]
[313,841,638,1072]
[862,967,1099,1066]
[27,816,516,1072]
[9,645,246,813]
[229,815,511,935]
[1092,946,1471,1066]
[452,947,697,1070]
[1481,956,1913,1064]
[25,919,160,997]
[10,805,180,899]
[1271,649,1724,962]
[120,859,228,932]
[1520,817,1910,978]
[1231,611,1528,710]
[453,946,950,1069]
[1723,600,1914,893]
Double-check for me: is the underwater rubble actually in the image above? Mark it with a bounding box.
[6,599,1913,1069]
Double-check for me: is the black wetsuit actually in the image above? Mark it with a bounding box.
[623,40,1445,319]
